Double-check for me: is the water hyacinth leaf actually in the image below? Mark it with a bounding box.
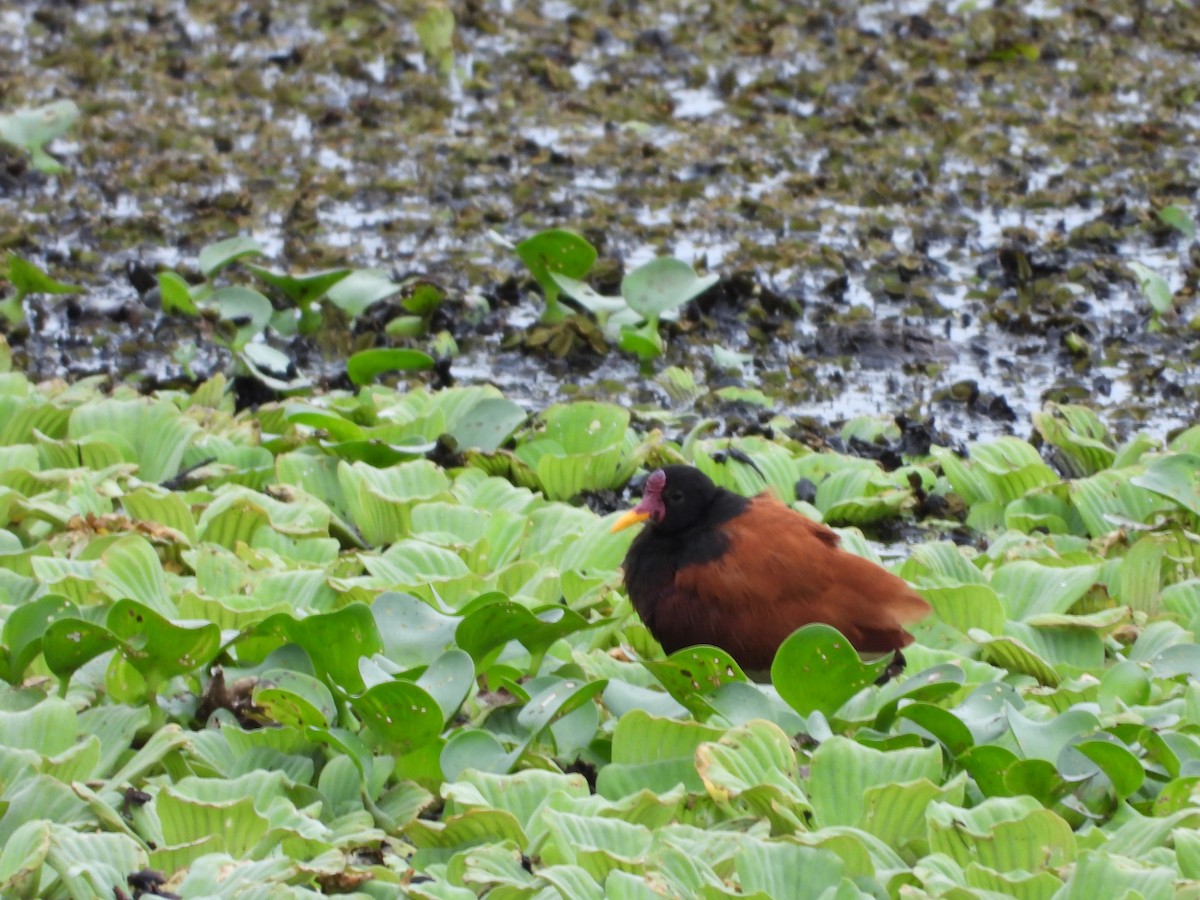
[416,649,475,723]
[642,645,747,717]
[346,348,435,385]
[926,796,1076,872]
[516,676,608,737]
[70,399,198,483]
[6,254,81,298]
[621,257,718,321]
[550,273,624,317]
[253,669,337,728]
[596,710,721,798]
[971,631,1060,685]
[455,600,590,666]
[448,397,527,452]
[240,343,311,391]
[1005,704,1101,764]
[353,679,443,754]
[441,729,518,780]
[617,321,663,360]
[1128,261,1173,314]
[106,599,221,687]
[1032,403,1115,477]
[874,664,966,728]
[95,534,175,616]
[514,229,597,322]
[808,736,942,828]
[1158,204,1197,238]
[736,840,846,898]
[374,592,460,669]
[1069,738,1145,798]
[989,561,1101,621]
[256,603,384,693]
[1005,757,1074,807]
[245,265,350,305]
[157,271,198,315]
[957,744,1019,797]
[3,593,76,683]
[326,269,403,317]
[771,624,891,717]
[1131,453,1200,517]
[198,236,264,277]
[0,100,80,172]
[921,583,1005,636]
[42,617,118,682]
[1148,643,1200,680]
[211,285,272,332]
[401,282,444,316]
[897,703,974,755]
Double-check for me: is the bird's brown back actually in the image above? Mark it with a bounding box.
[659,495,929,671]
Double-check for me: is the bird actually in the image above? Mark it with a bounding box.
[610,465,930,679]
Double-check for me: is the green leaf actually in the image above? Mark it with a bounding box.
[448,398,527,453]
[735,839,845,899]
[596,710,720,798]
[198,236,265,277]
[326,269,403,317]
[245,265,350,305]
[346,348,435,385]
[808,736,943,828]
[926,796,1076,872]
[642,645,748,717]
[68,399,198,482]
[620,257,718,321]
[5,255,81,297]
[3,593,76,683]
[1131,453,1200,517]
[1128,261,1173,314]
[253,669,337,727]
[157,271,198,316]
[772,624,891,716]
[0,100,80,172]
[455,599,590,666]
[211,285,272,332]
[1158,204,1197,238]
[96,534,175,617]
[416,649,475,723]
[43,617,119,684]
[106,599,221,690]
[415,4,456,76]
[514,229,597,322]
[256,603,384,693]
[353,679,444,754]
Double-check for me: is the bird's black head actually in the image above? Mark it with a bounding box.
[611,465,724,535]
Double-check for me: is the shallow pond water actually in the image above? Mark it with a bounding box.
[0,0,1196,447]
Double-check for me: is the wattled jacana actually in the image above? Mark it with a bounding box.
[611,465,930,678]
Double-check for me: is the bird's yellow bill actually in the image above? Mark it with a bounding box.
[611,509,651,533]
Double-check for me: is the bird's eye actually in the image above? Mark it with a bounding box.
[667,489,685,504]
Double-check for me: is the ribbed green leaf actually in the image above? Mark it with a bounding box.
[808,736,942,828]
[926,796,1075,872]
[95,534,175,616]
[68,399,198,482]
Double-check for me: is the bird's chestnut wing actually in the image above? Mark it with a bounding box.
[667,496,929,670]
